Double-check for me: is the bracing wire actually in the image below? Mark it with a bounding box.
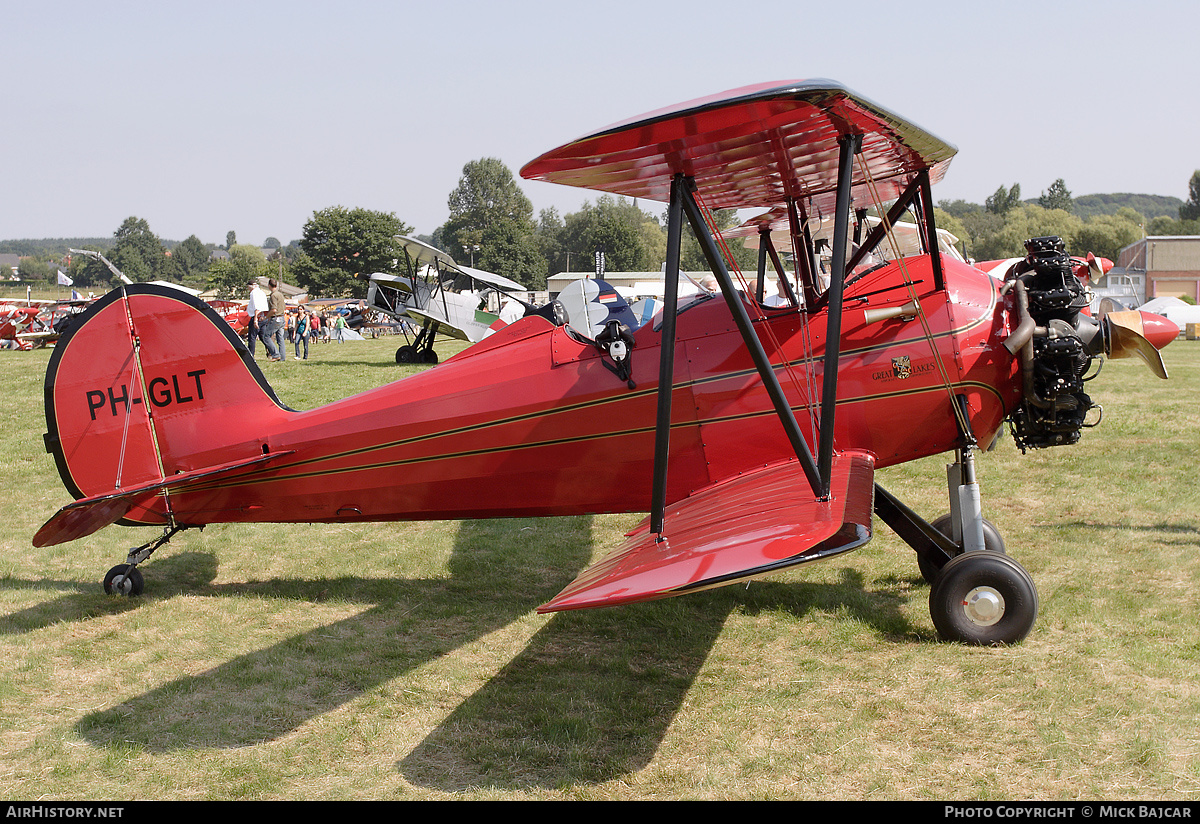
[854,157,973,438]
[690,194,822,439]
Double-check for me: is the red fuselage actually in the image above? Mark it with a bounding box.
[48,255,1019,530]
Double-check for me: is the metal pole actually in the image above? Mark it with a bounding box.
[917,170,945,291]
[817,132,862,495]
[756,231,768,303]
[650,175,685,537]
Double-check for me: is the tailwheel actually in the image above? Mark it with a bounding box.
[103,564,144,597]
[929,550,1037,645]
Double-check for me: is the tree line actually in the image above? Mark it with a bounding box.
[8,164,1200,299]
[936,172,1200,264]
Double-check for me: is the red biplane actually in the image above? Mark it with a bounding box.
[35,79,1177,644]
[2,297,92,349]
[1,303,46,348]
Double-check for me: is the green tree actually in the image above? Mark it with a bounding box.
[1038,178,1074,213]
[206,244,277,299]
[938,199,982,218]
[678,207,755,273]
[67,245,116,288]
[934,208,970,257]
[1148,214,1200,236]
[110,216,169,283]
[1074,208,1143,261]
[562,195,656,275]
[438,158,543,286]
[985,184,1022,215]
[297,206,411,298]
[173,235,210,282]
[17,257,52,283]
[534,207,567,276]
[973,204,1083,261]
[638,211,667,272]
[479,220,547,290]
[1179,170,1200,221]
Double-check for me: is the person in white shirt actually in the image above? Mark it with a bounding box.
[247,280,268,357]
[763,277,792,308]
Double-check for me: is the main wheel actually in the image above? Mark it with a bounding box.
[396,345,416,364]
[103,564,145,597]
[929,550,1037,645]
[419,348,438,364]
[918,514,1007,584]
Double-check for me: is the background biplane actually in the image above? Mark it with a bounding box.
[1,297,93,349]
[0,303,46,349]
[35,79,1177,645]
[366,235,542,364]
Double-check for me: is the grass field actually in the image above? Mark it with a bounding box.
[1,329,1198,800]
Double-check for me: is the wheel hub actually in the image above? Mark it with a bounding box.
[961,586,1005,626]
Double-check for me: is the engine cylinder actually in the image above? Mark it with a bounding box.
[1006,237,1098,451]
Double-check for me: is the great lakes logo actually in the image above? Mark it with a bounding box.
[872,355,936,383]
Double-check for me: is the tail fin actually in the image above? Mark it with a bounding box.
[42,284,295,534]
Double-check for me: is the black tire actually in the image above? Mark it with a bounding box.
[396,345,416,364]
[929,551,1037,645]
[103,564,145,597]
[419,349,438,364]
[918,514,1007,584]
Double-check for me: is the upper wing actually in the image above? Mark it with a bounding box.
[395,235,458,270]
[393,235,526,293]
[520,79,956,215]
[539,451,875,613]
[456,264,527,293]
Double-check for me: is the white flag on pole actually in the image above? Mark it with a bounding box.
[57,270,73,286]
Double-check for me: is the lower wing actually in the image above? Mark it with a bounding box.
[540,451,875,612]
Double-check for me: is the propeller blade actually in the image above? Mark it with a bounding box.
[1103,310,1176,379]
[1097,297,1127,319]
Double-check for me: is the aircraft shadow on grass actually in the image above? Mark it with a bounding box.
[5,517,920,790]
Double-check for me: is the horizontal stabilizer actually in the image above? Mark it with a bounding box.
[33,452,292,548]
[539,452,875,612]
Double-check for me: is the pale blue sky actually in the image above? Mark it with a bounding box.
[4,0,1196,246]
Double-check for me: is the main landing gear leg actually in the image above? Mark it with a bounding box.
[102,524,193,597]
[928,446,1038,645]
[874,447,1039,644]
[396,322,440,365]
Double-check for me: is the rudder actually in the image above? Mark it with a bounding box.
[44,284,295,511]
